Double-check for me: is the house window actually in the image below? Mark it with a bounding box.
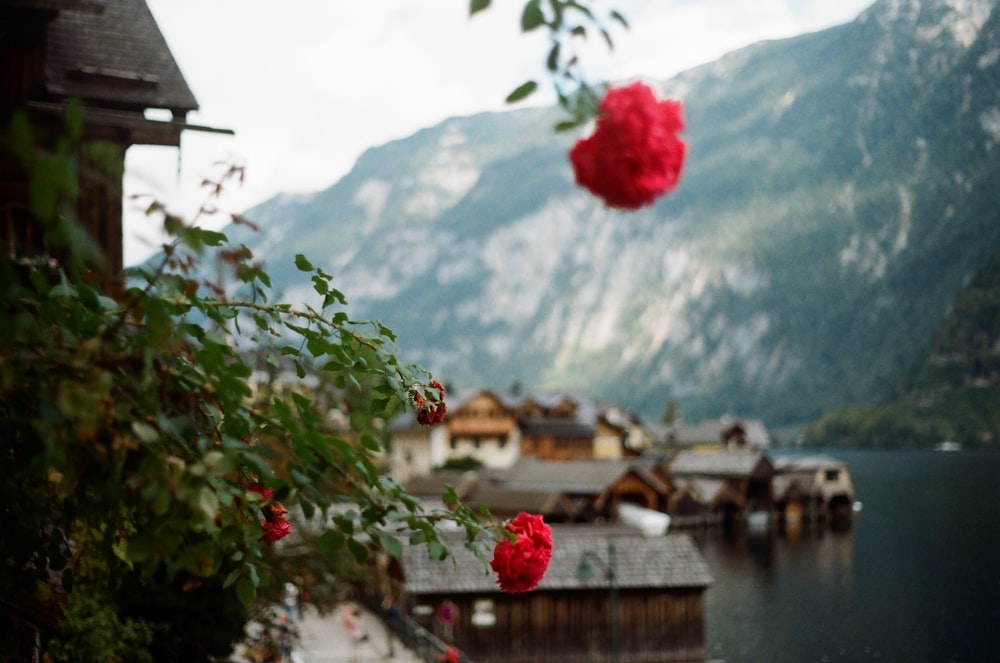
[450,437,458,450]
[473,437,482,449]
[825,469,840,482]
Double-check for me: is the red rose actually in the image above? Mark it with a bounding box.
[490,512,553,593]
[260,516,292,543]
[249,485,292,543]
[569,82,686,210]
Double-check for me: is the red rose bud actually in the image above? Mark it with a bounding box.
[490,512,553,593]
[569,82,686,210]
[412,380,447,426]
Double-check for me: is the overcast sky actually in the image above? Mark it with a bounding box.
[125,0,875,264]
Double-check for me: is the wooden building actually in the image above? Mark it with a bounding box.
[388,388,652,481]
[446,389,523,467]
[1,0,225,652]
[1,0,228,281]
[655,417,772,451]
[663,450,774,526]
[771,455,856,525]
[492,457,670,521]
[399,526,713,663]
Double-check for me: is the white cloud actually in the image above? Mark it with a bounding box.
[125,0,873,264]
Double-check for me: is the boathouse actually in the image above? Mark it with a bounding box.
[492,456,670,521]
[772,455,856,524]
[663,450,774,526]
[399,525,713,663]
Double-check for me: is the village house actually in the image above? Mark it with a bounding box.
[491,456,671,520]
[387,388,651,482]
[654,416,772,451]
[397,525,713,663]
[402,444,859,538]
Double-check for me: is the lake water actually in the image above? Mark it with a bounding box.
[694,449,1000,663]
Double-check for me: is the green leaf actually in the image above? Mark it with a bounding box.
[521,0,544,31]
[380,532,403,559]
[316,529,346,554]
[506,80,539,104]
[360,433,382,452]
[197,229,228,246]
[470,0,490,14]
[223,568,242,589]
[554,118,585,132]
[290,467,311,488]
[427,540,446,561]
[294,254,314,271]
[610,10,629,28]
[546,43,561,72]
[600,27,613,50]
[347,538,369,565]
[235,576,255,605]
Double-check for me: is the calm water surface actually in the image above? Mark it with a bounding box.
[695,450,1000,663]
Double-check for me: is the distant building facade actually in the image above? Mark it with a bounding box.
[387,388,650,481]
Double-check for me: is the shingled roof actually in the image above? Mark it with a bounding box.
[401,525,712,596]
[45,0,198,114]
[666,450,773,478]
[463,484,579,519]
[494,457,633,494]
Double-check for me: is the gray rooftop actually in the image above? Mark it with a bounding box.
[772,455,848,472]
[667,450,773,478]
[464,484,577,518]
[401,525,713,595]
[494,457,634,494]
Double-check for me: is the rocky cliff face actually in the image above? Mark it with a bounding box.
[230,0,1000,426]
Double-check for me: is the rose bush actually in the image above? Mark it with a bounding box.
[2,1,679,656]
[569,82,686,209]
[489,512,553,593]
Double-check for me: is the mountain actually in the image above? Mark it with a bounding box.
[804,248,1000,448]
[227,0,1000,432]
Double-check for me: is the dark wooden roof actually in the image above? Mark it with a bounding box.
[401,525,712,596]
[45,0,198,114]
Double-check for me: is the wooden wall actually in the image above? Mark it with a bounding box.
[410,588,707,663]
[0,10,50,110]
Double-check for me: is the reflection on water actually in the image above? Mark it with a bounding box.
[692,450,1000,663]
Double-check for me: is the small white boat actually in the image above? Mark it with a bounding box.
[933,441,961,452]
